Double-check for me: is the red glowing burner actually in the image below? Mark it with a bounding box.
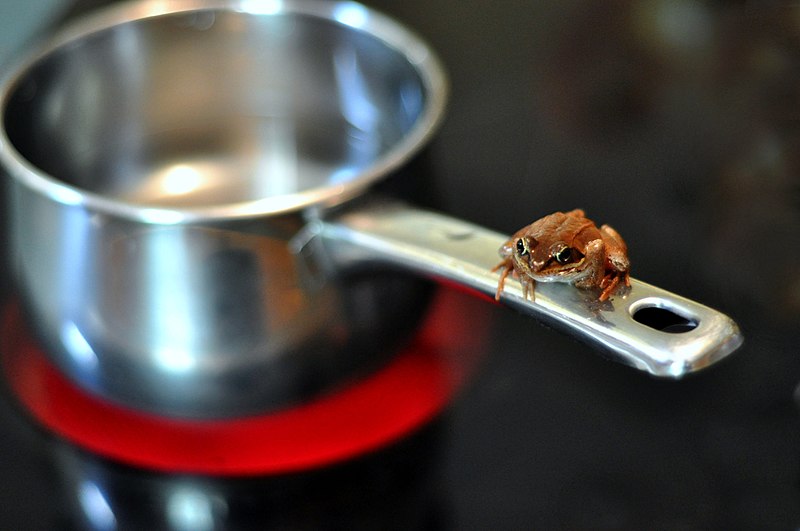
[1,289,488,476]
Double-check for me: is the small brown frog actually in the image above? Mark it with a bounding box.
[492,209,630,302]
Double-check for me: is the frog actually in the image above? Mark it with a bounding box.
[492,209,630,302]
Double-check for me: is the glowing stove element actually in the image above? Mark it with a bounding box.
[1,289,488,476]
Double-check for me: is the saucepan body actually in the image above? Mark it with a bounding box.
[0,0,447,418]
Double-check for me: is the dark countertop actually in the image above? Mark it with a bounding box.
[1,1,799,528]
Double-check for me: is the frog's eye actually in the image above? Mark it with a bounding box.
[515,238,528,256]
[554,246,574,264]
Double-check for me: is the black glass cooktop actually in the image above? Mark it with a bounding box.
[1,1,799,528]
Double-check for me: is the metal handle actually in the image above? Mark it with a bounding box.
[309,201,743,378]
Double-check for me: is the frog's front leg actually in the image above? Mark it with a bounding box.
[573,239,605,290]
[519,275,535,301]
[491,258,514,301]
[492,257,537,301]
[599,224,630,278]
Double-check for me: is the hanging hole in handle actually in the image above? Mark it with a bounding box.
[632,306,698,333]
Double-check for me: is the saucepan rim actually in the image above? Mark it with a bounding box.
[0,0,448,224]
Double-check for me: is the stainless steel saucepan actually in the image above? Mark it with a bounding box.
[0,0,742,418]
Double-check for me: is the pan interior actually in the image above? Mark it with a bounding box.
[3,8,430,208]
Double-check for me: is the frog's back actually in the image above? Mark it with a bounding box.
[529,211,599,247]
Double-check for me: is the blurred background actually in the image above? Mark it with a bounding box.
[1,0,799,528]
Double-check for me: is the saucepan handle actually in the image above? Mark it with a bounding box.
[304,200,743,378]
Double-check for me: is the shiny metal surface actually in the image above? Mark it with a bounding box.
[1,0,447,220]
[315,202,743,378]
[1,0,445,417]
